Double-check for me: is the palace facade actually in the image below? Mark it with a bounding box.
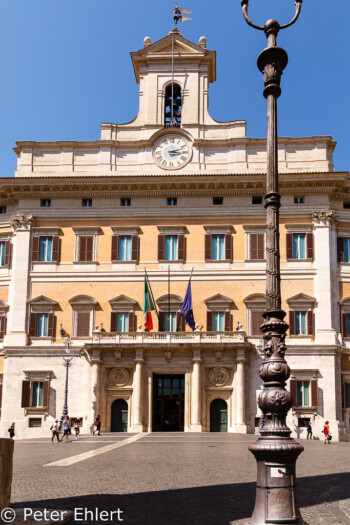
[0,30,349,440]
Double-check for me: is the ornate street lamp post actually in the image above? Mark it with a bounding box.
[241,2,306,524]
[59,338,73,430]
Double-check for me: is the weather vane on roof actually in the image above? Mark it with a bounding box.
[173,2,192,29]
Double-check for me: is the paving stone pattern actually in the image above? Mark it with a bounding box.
[9,433,350,525]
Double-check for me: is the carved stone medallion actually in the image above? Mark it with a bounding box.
[110,367,129,387]
[209,367,229,387]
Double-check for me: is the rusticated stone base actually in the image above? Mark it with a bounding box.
[0,438,14,511]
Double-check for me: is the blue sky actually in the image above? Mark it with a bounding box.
[0,0,348,176]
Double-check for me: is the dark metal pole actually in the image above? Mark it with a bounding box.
[241,2,306,524]
[59,344,73,430]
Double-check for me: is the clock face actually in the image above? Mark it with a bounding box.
[153,135,192,170]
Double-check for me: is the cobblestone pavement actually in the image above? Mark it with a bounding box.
[8,433,350,524]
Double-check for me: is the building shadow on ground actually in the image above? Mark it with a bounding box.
[12,472,350,525]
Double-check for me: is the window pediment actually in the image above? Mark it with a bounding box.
[204,293,235,311]
[204,225,235,234]
[109,295,138,312]
[69,295,97,307]
[244,293,267,308]
[0,300,9,314]
[340,296,350,306]
[156,294,183,311]
[29,296,57,313]
[286,293,316,309]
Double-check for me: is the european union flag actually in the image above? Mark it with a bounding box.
[180,278,195,330]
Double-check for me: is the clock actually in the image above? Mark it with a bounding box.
[152,135,192,170]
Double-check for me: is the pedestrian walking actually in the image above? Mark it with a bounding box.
[307,421,312,439]
[73,419,80,439]
[323,420,331,444]
[93,414,101,435]
[61,416,71,441]
[51,419,60,443]
[8,422,15,439]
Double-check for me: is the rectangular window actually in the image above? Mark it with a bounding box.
[0,242,5,266]
[167,198,177,206]
[213,312,225,331]
[121,198,131,207]
[297,381,310,407]
[0,207,6,214]
[164,313,177,332]
[346,314,350,337]
[295,311,307,335]
[250,310,264,336]
[343,202,350,209]
[29,418,42,428]
[343,239,350,263]
[117,313,129,332]
[294,197,305,204]
[82,198,92,207]
[78,236,94,262]
[213,197,223,205]
[252,196,263,205]
[165,236,178,261]
[31,381,44,407]
[212,235,225,260]
[37,313,49,337]
[40,199,51,207]
[346,383,350,408]
[118,236,132,261]
[76,311,91,337]
[293,234,306,259]
[249,233,264,260]
[40,237,53,262]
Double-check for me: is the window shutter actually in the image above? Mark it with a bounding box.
[224,311,232,331]
[131,235,139,262]
[29,313,38,337]
[306,232,314,260]
[86,236,94,262]
[52,236,60,262]
[111,312,118,332]
[257,233,264,260]
[345,383,349,409]
[338,238,344,263]
[0,315,6,339]
[158,235,165,261]
[178,234,185,261]
[286,233,293,259]
[43,380,50,408]
[311,378,318,407]
[128,311,135,332]
[251,310,263,336]
[289,310,296,336]
[77,312,90,337]
[205,234,212,260]
[47,313,55,338]
[290,378,297,407]
[21,380,31,408]
[181,314,186,331]
[32,236,40,263]
[225,234,233,261]
[111,235,119,261]
[176,311,181,332]
[342,313,348,337]
[79,236,86,262]
[207,311,213,332]
[159,311,165,332]
[0,384,2,410]
[307,310,315,336]
[4,240,11,266]
[250,234,258,260]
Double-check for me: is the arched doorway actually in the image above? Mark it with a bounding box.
[210,399,228,432]
[111,399,128,432]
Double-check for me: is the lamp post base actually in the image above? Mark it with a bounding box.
[247,437,306,525]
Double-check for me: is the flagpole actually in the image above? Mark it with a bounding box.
[177,267,195,331]
[168,265,170,332]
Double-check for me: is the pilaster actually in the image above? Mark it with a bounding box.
[190,350,202,432]
[4,215,34,347]
[312,210,338,345]
[90,350,102,427]
[131,350,144,432]
[235,352,247,433]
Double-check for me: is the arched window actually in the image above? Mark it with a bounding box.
[164,83,182,127]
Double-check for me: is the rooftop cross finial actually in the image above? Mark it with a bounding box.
[173,2,192,29]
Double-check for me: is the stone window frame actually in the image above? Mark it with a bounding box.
[0,232,12,268]
[156,293,185,332]
[111,226,140,263]
[28,295,57,339]
[157,226,188,263]
[21,370,53,415]
[204,225,234,263]
[337,232,350,264]
[243,293,266,337]
[289,369,319,412]
[339,297,350,338]
[0,300,8,340]
[109,294,138,333]
[285,224,314,261]
[286,293,316,337]
[69,295,97,338]
[73,227,101,263]
[243,225,266,261]
[204,293,234,332]
[32,227,61,265]
[342,372,350,411]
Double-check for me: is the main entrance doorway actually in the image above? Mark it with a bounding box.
[111,399,128,432]
[153,374,185,431]
[210,399,228,432]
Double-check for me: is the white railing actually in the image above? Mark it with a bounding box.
[91,330,246,345]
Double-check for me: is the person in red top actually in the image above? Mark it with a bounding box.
[323,421,330,444]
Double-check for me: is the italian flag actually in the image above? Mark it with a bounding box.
[143,275,155,331]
